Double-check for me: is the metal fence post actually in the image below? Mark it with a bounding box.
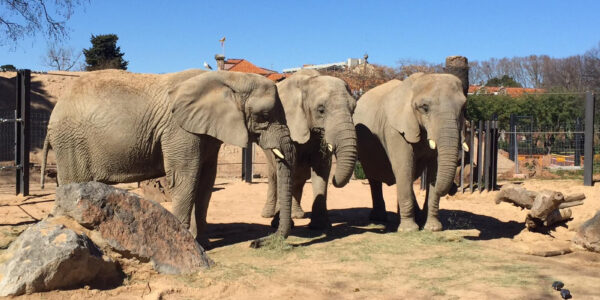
[469,121,474,193]
[492,118,499,190]
[477,120,483,192]
[484,120,491,191]
[575,117,582,167]
[460,137,465,193]
[15,70,30,196]
[242,142,253,183]
[509,114,515,161]
[584,92,595,186]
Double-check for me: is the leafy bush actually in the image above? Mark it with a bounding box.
[354,161,366,179]
[466,93,585,131]
[1,64,17,72]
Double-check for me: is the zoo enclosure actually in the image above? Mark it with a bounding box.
[470,92,598,185]
[1,71,598,196]
[0,70,32,195]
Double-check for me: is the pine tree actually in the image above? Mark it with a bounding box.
[83,34,128,71]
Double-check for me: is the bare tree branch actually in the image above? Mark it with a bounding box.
[0,0,87,47]
[42,41,81,70]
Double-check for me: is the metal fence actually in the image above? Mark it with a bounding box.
[472,92,599,183]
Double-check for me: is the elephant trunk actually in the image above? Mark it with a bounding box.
[258,124,296,238]
[329,120,358,188]
[434,116,460,196]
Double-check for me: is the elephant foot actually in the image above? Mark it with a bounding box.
[423,217,443,231]
[195,236,210,249]
[308,217,332,230]
[270,215,295,229]
[369,209,388,223]
[398,218,419,232]
[261,204,277,218]
[291,207,306,219]
[250,234,290,249]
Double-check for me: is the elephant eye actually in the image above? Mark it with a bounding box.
[317,105,325,115]
[418,103,430,114]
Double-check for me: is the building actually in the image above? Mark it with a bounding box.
[282,57,367,73]
[214,55,288,82]
[468,85,546,97]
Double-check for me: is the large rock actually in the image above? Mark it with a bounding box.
[52,182,213,274]
[573,210,600,253]
[0,219,121,296]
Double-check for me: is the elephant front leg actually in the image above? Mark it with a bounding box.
[170,169,199,232]
[396,182,419,232]
[368,179,388,223]
[189,157,219,244]
[308,166,331,230]
[423,165,443,231]
[261,156,278,218]
[291,177,306,219]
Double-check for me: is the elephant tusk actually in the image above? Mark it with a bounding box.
[327,143,333,152]
[462,142,470,152]
[272,148,285,160]
[428,139,436,150]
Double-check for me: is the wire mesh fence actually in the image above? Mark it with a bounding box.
[0,110,15,165]
[472,91,599,180]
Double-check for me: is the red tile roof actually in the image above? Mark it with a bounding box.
[266,73,289,82]
[223,58,285,82]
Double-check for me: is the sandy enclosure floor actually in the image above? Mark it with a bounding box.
[1,178,600,299]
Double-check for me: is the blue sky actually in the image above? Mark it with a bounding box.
[2,0,600,73]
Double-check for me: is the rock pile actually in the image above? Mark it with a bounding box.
[0,182,213,296]
[573,210,600,253]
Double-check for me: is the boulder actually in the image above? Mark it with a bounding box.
[53,182,213,274]
[0,219,121,296]
[573,210,600,253]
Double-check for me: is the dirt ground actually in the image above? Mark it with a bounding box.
[1,177,600,300]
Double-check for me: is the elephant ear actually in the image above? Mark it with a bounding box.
[276,76,310,144]
[170,73,248,148]
[385,75,422,143]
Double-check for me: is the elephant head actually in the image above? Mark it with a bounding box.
[169,71,296,238]
[277,69,357,187]
[387,73,466,196]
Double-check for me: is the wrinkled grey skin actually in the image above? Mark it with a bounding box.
[260,69,357,229]
[41,69,296,246]
[354,73,466,232]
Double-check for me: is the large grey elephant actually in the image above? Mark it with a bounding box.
[41,69,296,246]
[261,69,357,228]
[354,73,466,231]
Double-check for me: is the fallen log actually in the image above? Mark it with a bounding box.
[496,185,585,231]
[494,184,537,209]
[559,201,585,209]
[544,209,572,227]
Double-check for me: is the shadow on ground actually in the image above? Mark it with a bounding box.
[204,207,527,250]
[439,209,524,240]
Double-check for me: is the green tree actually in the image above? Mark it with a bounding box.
[83,34,128,71]
[0,64,16,71]
[485,75,522,87]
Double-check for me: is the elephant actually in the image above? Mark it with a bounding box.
[260,69,357,229]
[353,72,467,232]
[40,69,296,246]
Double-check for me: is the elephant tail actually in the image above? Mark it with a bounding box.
[40,136,50,189]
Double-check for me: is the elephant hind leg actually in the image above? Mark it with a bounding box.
[368,179,387,223]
